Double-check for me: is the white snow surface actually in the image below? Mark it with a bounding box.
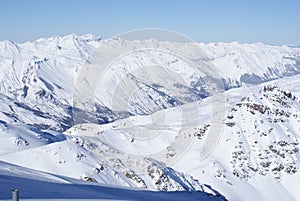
[0,161,223,201]
[1,35,300,201]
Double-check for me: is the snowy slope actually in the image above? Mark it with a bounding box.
[74,38,300,122]
[172,76,300,201]
[0,130,226,196]
[2,74,296,201]
[0,35,101,131]
[0,161,225,201]
[77,75,299,201]
[1,35,300,201]
[2,74,298,200]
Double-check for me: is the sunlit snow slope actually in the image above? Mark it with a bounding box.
[1,35,300,201]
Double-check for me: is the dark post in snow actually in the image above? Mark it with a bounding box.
[12,189,19,201]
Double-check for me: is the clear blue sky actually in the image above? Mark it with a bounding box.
[0,0,299,44]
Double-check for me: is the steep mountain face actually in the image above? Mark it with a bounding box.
[169,77,300,201]
[0,34,101,131]
[225,85,299,180]
[0,35,300,201]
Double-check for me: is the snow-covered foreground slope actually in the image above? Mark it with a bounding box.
[0,161,224,201]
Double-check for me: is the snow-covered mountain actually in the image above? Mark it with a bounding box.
[1,34,300,201]
[0,35,299,129]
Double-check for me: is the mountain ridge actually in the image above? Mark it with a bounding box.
[2,34,299,129]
